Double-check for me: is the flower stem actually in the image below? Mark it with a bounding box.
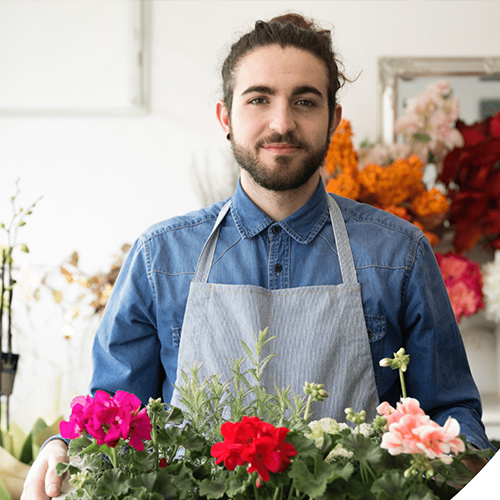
[109,447,118,469]
[399,368,407,398]
[252,480,260,499]
[303,395,313,422]
[151,412,159,469]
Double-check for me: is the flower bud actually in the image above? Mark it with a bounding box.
[345,408,366,426]
[304,382,329,401]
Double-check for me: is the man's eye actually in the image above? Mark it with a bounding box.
[296,99,316,107]
[249,97,268,105]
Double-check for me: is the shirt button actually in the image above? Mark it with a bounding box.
[272,225,282,234]
[274,263,283,274]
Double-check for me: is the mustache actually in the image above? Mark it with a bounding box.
[256,132,306,149]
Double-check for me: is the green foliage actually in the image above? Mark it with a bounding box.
[57,331,493,499]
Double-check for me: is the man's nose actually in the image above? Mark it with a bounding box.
[269,104,296,134]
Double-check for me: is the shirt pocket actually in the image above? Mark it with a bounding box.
[364,314,387,386]
[172,326,181,349]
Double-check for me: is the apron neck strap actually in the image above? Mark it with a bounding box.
[193,200,232,283]
[193,195,358,285]
[326,195,357,284]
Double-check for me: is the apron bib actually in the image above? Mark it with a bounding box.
[171,194,379,421]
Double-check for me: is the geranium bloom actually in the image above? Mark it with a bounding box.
[377,398,427,428]
[379,398,464,460]
[413,417,465,459]
[211,416,297,484]
[60,390,152,451]
[59,395,95,439]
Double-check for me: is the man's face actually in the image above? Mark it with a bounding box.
[218,45,339,192]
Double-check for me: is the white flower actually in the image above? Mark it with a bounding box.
[483,251,500,322]
[325,444,354,463]
[359,422,375,437]
[306,418,349,447]
[16,263,41,302]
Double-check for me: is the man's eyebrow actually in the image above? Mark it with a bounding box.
[240,85,324,98]
[240,86,275,96]
[292,86,324,98]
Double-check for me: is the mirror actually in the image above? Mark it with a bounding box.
[378,57,500,144]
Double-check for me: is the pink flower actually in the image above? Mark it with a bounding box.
[413,417,465,459]
[435,252,484,322]
[379,398,465,460]
[59,395,95,439]
[377,397,426,427]
[59,390,152,451]
[381,414,430,455]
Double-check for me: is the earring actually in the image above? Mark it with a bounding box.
[226,132,231,141]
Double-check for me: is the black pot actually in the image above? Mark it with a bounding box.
[1,352,19,396]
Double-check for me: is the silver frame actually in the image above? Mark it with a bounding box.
[377,57,500,144]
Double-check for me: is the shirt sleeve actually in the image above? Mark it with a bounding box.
[401,235,492,451]
[89,237,163,405]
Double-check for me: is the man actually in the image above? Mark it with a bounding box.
[22,13,490,499]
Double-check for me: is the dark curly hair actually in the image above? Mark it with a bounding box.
[221,13,346,125]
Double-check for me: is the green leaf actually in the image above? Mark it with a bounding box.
[370,470,411,500]
[288,459,328,497]
[341,433,383,465]
[165,406,185,425]
[407,483,440,500]
[287,431,320,457]
[0,477,11,500]
[199,476,227,498]
[18,431,33,464]
[95,469,131,497]
[20,243,29,253]
[412,133,432,143]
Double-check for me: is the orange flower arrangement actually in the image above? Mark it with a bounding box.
[324,119,358,176]
[324,120,450,246]
[357,156,424,208]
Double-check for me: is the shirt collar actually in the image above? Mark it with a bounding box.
[230,179,330,244]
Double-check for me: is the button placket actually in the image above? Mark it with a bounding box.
[269,224,285,289]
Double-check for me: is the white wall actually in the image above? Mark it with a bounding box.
[2,0,500,430]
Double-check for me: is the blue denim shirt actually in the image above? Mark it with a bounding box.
[90,180,490,449]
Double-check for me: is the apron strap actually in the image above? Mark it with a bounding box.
[326,195,358,285]
[193,200,232,283]
[193,195,358,285]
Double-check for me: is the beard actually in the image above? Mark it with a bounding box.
[231,131,330,192]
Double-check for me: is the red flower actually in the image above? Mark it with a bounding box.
[159,458,168,468]
[440,111,500,252]
[210,416,297,485]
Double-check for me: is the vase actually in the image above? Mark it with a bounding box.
[0,352,19,396]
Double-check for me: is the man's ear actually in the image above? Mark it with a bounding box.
[216,100,230,135]
[328,104,343,140]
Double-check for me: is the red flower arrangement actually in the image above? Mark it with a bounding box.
[435,251,484,323]
[211,415,297,486]
[439,111,500,253]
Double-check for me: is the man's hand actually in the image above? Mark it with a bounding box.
[21,439,69,500]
